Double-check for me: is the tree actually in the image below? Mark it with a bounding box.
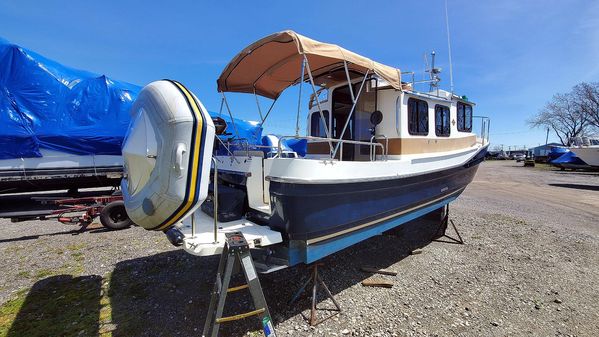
[573,82,599,129]
[528,91,588,146]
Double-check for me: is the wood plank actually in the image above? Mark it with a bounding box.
[361,279,394,288]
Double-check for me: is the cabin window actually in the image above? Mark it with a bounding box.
[435,105,450,137]
[407,98,429,135]
[457,102,473,132]
[310,110,330,138]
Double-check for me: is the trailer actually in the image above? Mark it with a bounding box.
[0,194,133,232]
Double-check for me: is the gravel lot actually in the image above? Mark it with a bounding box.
[0,161,598,337]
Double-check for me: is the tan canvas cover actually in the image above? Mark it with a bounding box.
[217,30,402,99]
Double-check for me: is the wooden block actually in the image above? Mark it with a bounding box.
[360,267,398,276]
[361,279,394,288]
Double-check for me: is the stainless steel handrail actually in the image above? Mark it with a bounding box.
[223,138,251,157]
[473,115,490,145]
[277,135,386,161]
[370,135,389,161]
[211,157,218,244]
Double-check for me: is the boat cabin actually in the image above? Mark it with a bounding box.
[305,75,476,161]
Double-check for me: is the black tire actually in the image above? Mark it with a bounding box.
[100,200,132,230]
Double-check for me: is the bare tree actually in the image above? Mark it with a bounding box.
[573,82,599,129]
[528,92,588,146]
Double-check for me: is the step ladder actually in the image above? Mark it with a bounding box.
[202,232,277,337]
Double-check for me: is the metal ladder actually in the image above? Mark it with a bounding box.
[202,232,277,337]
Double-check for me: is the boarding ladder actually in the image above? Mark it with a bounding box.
[202,232,277,337]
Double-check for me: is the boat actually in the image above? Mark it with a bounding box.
[549,150,591,170]
[121,31,490,269]
[0,38,139,194]
[570,136,599,167]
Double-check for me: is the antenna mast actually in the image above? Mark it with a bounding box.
[445,0,454,94]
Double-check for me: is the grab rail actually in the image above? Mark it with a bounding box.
[370,135,389,161]
[277,135,387,162]
[211,157,218,243]
[473,115,490,145]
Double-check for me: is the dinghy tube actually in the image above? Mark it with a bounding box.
[121,80,215,230]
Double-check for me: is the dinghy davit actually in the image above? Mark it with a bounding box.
[121,80,215,230]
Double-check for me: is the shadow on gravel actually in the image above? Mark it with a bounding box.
[4,275,102,337]
[105,209,446,336]
[549,183,599,191]
[0,226,118,244]
[552,170,599,176]
[0,229,82,244]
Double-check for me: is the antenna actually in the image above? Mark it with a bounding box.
[423,53,429,82]
[427,51,442,94]
[445,0,454,94]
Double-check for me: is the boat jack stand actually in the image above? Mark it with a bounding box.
[434,205,464,244]
[289,263,341,326]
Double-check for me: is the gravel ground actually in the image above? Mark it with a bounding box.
[0,161,598,336]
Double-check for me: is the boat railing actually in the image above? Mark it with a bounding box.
[473,115,490,146]
[216,135,388,161]
[277,135,387,162]
[370,135,389,161]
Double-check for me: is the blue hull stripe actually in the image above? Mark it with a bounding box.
[288,193,459,266]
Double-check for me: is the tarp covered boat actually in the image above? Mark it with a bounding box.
[0,37,141,193]
[0,37,292,194]
[549,151,590,170]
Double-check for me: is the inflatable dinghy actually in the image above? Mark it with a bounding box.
[121,80,215,230]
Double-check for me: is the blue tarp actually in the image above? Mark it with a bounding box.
[547,146,569,162]
[549,151,587,165]
[0,37,141,159]
[0,37,298,160]
[211,112,263,145]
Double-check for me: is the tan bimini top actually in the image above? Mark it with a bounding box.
[217,30,402,99]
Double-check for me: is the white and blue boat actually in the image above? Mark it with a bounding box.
[121,31,490,270]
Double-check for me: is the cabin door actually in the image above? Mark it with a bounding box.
[331,83,376,161]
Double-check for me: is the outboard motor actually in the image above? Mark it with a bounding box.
[121,80,215,231]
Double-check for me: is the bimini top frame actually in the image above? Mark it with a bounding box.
[216,30,400,161]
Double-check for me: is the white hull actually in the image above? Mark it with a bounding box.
[0,149,123,194]
[0,149,122,171]
[570,147,599,167]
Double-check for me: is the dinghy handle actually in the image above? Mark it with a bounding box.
[174,143,187,176]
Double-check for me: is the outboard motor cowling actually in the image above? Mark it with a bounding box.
[121,80,215,231]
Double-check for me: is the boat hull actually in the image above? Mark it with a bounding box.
[570,147,599,167]
[268,147,486,243]
[0,166,122,194]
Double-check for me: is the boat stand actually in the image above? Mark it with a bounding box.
[289,263,341,326]
[203,232,276,337]
[433,205,464,244]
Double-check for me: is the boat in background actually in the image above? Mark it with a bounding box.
[0,38,139,194]
[121,31,490,270]
[570,136,599,168]
[549,150,591,170]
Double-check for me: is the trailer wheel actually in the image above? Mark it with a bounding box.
[100,201,132,230]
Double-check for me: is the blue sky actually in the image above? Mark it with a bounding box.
[1,0,598,148]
